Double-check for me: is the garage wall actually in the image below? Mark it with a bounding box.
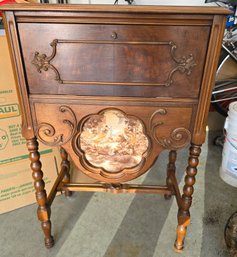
[65,0,216,6]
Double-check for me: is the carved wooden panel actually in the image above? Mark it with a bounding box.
[149,108,191,150]
[31,39,196,87]
[30,96,194,182]
[18,23,210,98]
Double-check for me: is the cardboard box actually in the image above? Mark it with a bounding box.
[0,33,61,214]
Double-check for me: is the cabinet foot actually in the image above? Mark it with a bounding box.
[42,221,55,248]
[174,218,190,252]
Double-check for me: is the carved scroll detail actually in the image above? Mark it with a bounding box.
[170,42,196,74]
[31,39,196,87]
[155,128,191,150]
[31,39,62,83]
[149,109,191,150]
[149,108,167,134]
[167,42,197,87]
[36,105,77,146]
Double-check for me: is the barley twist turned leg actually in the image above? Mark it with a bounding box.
[165,150,177,200]
[60,147,72,197]
[27,137,54,248]
[175,144,201,251]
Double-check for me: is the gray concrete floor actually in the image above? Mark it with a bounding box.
[1,130,237,257]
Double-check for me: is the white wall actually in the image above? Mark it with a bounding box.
[68,0,216,6]
[133,0,215,5]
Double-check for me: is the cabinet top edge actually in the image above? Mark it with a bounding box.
[0,4,231,15]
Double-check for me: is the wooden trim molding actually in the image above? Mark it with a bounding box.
[31,39,196,87]
[2,11,34,139]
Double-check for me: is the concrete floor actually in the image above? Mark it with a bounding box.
[1,130,237,257]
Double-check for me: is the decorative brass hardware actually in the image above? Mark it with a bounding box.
[111,32,118,39]
[149,109,191,149]
[31,39,196,87]
[32,39,63,83]
[168,41,197,87]
[36,105,77,146]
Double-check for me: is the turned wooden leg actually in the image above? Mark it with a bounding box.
[175,143,201,252]
[165,150,177,200]
[60,147,72,197]
[27,137,54,249]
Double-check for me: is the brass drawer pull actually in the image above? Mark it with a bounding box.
[111,31,118,39]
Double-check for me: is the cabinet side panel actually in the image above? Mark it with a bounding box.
[193,14,227,144]
[2,11,34,139]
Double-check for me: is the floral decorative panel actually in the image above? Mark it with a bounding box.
[78,109,149,173]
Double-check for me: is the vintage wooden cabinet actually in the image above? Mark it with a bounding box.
[1,3,230,251]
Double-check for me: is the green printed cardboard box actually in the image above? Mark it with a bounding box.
[0,34,61,214]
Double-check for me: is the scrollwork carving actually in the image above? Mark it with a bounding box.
[31,39,196,87]
[166,42,197,87]
[170,42,197,74]
[149,108,167,134]
[36,105,77,146]
[31,39,63,83]
[149,109,191,150]
[155,127,191,150]
[37,123,63,146]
